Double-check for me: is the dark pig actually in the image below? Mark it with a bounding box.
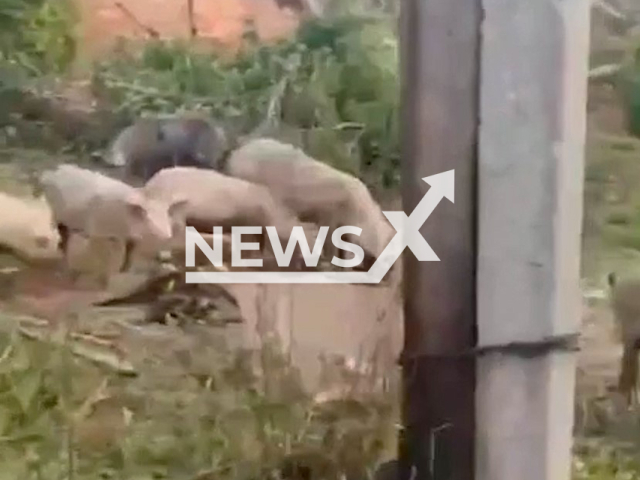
[104,114,231,185]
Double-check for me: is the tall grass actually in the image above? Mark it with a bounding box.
[0,311,398,479]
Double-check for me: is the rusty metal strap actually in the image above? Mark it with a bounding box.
[473,333,580,357]
[398,333,581,365]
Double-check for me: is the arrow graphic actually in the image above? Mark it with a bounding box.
[185,169,455,284]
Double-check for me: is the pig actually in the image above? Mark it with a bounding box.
[104,114,231,185]
[142,166,310,269]
[219,138,396,274]
[0,192,61,264]
[608,271,640,405]
[39,164,188,283]
[64,232,128,288]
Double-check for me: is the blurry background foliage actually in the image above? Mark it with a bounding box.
[0,0,401,192]
[91,11,401,191]
[0,0,77,77]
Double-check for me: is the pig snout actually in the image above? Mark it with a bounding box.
[147,216,173,242]
[144,198,189,245]
[34,226,60,251]
[19,228,62,262]
[141,206,175,245]
[34,235,51,249]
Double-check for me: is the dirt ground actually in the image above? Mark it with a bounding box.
[227,283,402,390]
[0,265,403,393]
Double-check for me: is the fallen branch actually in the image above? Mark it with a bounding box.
[16,318,137,376]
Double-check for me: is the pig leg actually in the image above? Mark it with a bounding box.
[122,241,143,273]
[87,237,116,290]
[120,239,135,272]
[65,234,113,290]
[126,242,164,274]
[91,237,120,289]
[63,232,89,284]
[57,224,69,253]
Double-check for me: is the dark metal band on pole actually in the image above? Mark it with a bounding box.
[399,0,481,478]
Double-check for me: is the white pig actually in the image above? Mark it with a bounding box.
[221,138,395,271]
[142,166,309,268]
[39,164,188,280]
[0,192,61,264]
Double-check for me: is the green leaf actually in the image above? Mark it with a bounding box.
[12,369,41,413]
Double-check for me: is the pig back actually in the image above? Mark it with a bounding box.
[226,138,394,256]
[105,118,161,168]
[143,167,269,230]
[115,115,230,183]
[225,138,353,220]
[160,116,229,168]
[83,194,139,239]
[40,164,134,231]
[342,178,394,248]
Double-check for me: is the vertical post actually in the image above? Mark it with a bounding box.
[187,0,197,37]
[475,0,590,479]
[399,0,480,478]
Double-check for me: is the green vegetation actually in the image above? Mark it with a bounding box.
[0,0,400,190]
[90,13,400,190]
[0,0,77,77]
[581,133,640,279]
[573,441,640,480]
[0,324,396,479]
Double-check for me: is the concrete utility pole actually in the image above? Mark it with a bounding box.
[399,0,589,477]
[398,0,480,478]
[475,0,590,479]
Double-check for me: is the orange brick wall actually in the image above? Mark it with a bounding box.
[73,0,300,62]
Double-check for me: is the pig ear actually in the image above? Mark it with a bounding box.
[125,195,147,218]
[128,203,147,218]
[168,197,189,217]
